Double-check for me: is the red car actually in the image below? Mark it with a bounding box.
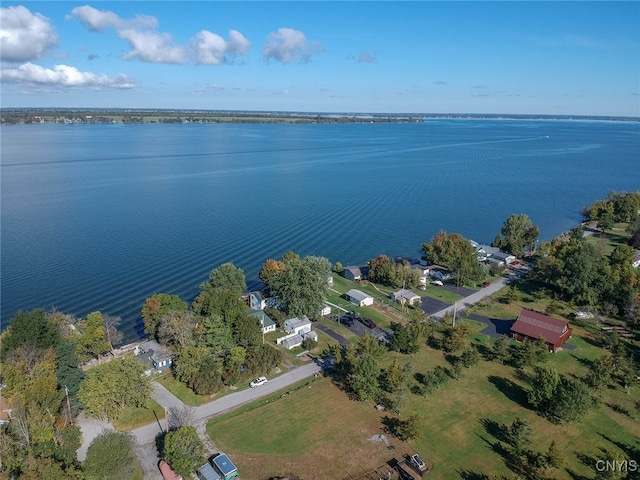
[482,282,490,287]
[159,460,182,480]
[359,317,376,329]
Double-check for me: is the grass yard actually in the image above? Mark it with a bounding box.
[157,374,209,406]
[204,323,640,480]
[420,285,465,304]
[207,377,403,479]
[111,398,165,431]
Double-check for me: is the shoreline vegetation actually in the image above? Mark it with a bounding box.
[1,107,639,124]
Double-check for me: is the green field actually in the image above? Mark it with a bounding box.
[204,325,640,480]
[111,398,166,431]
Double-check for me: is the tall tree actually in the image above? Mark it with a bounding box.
[84,430,137,480]
[200,262,246,297]
[492,213,540,257]
[0,308,61,360]
[78,356,151,420]
[162,426,205,478]
[141,293,188,339]
[266,254,332,317]
[368,254,397,285]
[102,314,124,353]
[422,231,484,286]
[75,312,110,362]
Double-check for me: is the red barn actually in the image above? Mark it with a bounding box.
[510,308,572,352]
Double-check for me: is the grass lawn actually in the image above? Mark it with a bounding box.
[204,323,640,480]
[420,285,464,304]
[111,398,165,431]
[157,374,209,406]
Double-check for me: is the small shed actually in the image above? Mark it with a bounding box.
[345,289,374,307]
[391,288,421,306]
[493,251,517,265]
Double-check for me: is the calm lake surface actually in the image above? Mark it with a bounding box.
[2,120,639,341]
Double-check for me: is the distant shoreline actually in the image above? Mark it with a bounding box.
[2,108,639,125]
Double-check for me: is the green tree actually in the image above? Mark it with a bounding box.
[585,354,614,393]
[267,254,332,317]
[78,356,152,420]
[491,335,511,364]
[394,414,424,441]
[162,426,205,478]
[75,312,110,362]
[422,231,484,286]
[0,308,61,360]
[504,417,533,455]
[201,262,246,297]
[492,213,540,257]
[141,293,188,338]
[84,430,137,480]
[196,314,234,356]
[527,366,560,414]
[551,377,592,423]
[333,261,343,273]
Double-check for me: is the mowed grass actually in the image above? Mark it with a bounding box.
[207,377,398,479]
[157,374,209,406]
[205,327,640,480]
[111,398,165,431]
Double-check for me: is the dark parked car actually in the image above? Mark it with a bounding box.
[339,315,354,327]
[359,317,376,329]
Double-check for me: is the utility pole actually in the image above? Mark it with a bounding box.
[64,385,72,424]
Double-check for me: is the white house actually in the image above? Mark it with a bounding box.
[249,289,277,311]
[319,304,331,317]
[426,266,454,282]
[391,288,421,306]
[284,316,312,335]
[277,316,316,350]
[249,309,277,334]
[492,251,517,265]
[410,264,429,286]
[345,289,374,307]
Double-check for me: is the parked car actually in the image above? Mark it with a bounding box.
[409,453,427,472]
[159,460,183,480]
[359,317,376,329]
[431,280,444,286]
[250,376,267,388]
[482,282,490,287]
[339,315,354,327]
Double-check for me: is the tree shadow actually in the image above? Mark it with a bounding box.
[380,415,400,437]
[598,432,640,465]
[457,470,492,479]
[479,417,507,443]
[488,375,530,409]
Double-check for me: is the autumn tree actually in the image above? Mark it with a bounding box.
[141,293,188,339]
[75,312,110,362]
[422,231,484,286]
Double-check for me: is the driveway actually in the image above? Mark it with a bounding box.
[314,321,348,346]
[420,296,452,316]
[466,313,515,339]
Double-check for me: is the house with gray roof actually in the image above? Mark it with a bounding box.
[391,288,421,306]
[345,289,374,307]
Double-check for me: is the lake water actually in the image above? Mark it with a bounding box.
[2,119,639,341]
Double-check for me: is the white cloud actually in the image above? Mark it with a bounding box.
[348,51,377,64]
[66,5,158,32]
[0,5,58,62]
[0,62,134,88]
[263,28,322,63]
[118,29,184,64]
[192,29,251,65]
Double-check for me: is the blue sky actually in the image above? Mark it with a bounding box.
[1,2,638,116]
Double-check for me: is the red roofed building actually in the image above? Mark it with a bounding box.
[510,308,572,352]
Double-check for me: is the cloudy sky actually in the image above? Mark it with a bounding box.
[1,1,638,116]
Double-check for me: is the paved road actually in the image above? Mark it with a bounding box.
[314,321,349,346]
[130,361,322,445]
[431,277,509,319]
